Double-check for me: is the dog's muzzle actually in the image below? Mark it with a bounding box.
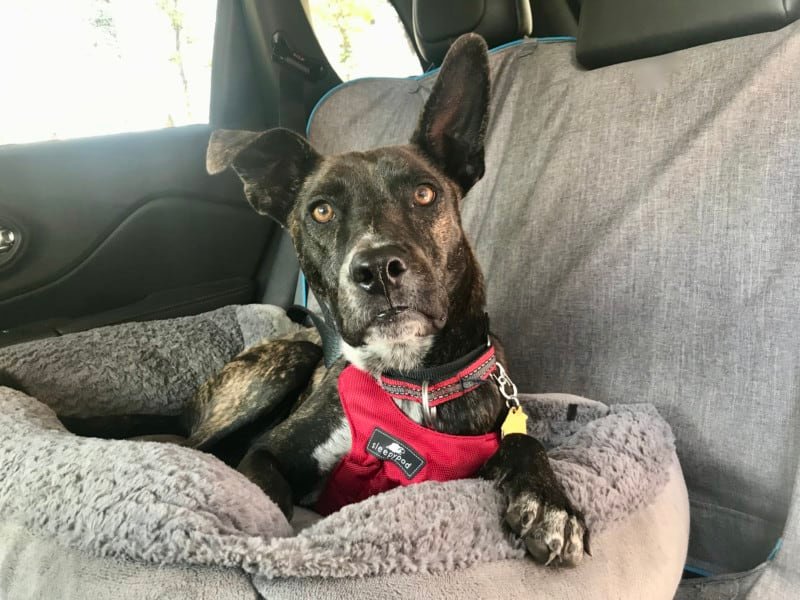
[337,242,447,345]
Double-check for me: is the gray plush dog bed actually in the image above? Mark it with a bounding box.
[0,305,687,597]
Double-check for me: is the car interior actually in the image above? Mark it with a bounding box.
[1,0,799,598]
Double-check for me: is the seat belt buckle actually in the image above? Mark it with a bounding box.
[271,31,325,81]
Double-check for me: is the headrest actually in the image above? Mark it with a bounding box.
[577,0,800,69]
[412,0,532,66]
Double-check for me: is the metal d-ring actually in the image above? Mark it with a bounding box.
[421,380,437,426]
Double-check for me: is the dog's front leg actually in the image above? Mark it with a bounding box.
[237,361,349,520]
[480,434,589,566]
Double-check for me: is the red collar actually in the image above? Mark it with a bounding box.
[378,344,498,408]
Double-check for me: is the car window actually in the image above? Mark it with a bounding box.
[0,0,217,146]
[304,0,422,81]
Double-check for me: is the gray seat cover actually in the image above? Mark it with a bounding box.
[308,23,800,594]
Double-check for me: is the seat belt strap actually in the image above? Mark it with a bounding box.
[270,32,323,308]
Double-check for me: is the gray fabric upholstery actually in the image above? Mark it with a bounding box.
[307,22,800,594]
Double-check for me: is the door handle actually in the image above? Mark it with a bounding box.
[0,227,18,254]
[0,224,22,267]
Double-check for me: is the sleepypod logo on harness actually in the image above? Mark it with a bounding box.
[366,428,425,479]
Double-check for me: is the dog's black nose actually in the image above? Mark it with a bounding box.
[350,245,409,295]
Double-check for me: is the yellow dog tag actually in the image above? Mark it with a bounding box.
[501,406,528,438]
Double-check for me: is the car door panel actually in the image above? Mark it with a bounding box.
[0,125,271,339]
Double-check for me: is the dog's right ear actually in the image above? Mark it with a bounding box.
[207,128,320,227]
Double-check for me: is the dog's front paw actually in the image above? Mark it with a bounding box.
[505,487,587,566]
[480,433,590,566]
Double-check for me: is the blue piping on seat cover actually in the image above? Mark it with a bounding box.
[681,537,783,580]
[298,36,576,307]
[682,565,713,578]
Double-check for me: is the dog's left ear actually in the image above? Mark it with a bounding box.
[207,128,320,227]
[410,33,490,194]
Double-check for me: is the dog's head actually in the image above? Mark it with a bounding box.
[208,34,490,372]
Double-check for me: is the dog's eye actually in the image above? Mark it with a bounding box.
[310,202,335,223]
[414,184,437,206]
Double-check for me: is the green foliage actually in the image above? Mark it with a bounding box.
[87,0,194,123]
[310,0,376,67]
[90,0,118,53]
[156,0,191,118]
[156,0,184,33]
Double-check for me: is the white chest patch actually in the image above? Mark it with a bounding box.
[341,335,434,374]
[311,417,351,475]
[392,398,425,424]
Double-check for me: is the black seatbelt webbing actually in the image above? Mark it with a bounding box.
[271,31,325,133]
[268,32,311,308]
[278,64,307,134]
[268,33,341,363]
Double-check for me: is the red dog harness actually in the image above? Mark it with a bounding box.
[316,345,501,515]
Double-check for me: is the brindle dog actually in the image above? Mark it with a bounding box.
[71,34,589,566]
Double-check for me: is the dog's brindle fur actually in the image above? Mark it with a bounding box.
[62,34,588,566]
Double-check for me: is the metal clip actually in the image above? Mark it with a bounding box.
[492,362,521,409]
[421,380,437,426]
